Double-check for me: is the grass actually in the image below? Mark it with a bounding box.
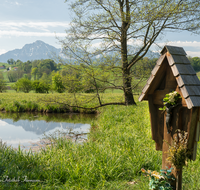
[0,94,199,189]
[0,92,124,113]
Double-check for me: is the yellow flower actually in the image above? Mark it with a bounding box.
[141,168,146,173]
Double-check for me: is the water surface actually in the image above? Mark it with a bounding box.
[0,112,96,151]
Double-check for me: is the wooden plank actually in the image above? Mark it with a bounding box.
[152,89,170,105]
[171,64,196,77]
[151,64,160,76]
[175,86,188,107]
[161,45,187,56]
[190,96,200,107]
[176,75,200,87]
[180,85,200,99]
[167,55,191,66]
[187,107,198,160]
[148,60,168,94]
[192,142,197,161]
[148,95,157,141]
[195,121,200,141]
[147,74,155,85]
[185,97,193,109]
[142,83,150,93]
[138,93,145,102]
[156,54,165,66]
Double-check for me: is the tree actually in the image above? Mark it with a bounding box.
[0,80,7,93]
[52,72,65,93]
[31,67,38,80]
[32,80,50,93]
[191,57,200,72]
[7,58,15,65]
[61,0,200,106]
[7,70,24,82]
[15,78,32,93]
[0,72,4,80]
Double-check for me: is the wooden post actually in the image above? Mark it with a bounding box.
[176,168,182,190]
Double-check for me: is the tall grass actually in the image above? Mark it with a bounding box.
[0,92,124,113]
[0,98,199,189]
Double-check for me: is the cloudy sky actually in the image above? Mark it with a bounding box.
[0,0,200,57]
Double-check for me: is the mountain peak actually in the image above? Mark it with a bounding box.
[0,40,61,62]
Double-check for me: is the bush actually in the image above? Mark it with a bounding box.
[14,78,32,93]
[0,80,7,93]
[32,80,50,93]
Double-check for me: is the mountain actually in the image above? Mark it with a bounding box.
[3,118,89,135]
[0,40,61,62]
[0,40,159,63]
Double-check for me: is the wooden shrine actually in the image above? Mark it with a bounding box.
[138,45,200,189]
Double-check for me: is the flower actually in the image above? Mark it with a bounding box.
[141,168,146,173]
[159,91,181,111]
[141,168,174,190]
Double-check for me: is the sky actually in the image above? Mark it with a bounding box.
[0,0,200,57]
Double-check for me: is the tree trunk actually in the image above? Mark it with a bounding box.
[121,17,136,106]
[123,68,136,105]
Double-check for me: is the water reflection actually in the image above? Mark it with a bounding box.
[0,112,96,150]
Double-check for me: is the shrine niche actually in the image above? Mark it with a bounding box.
[138,45,200,189]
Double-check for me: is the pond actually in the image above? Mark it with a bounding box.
[0,112,96,151]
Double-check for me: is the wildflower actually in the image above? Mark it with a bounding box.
[141,168,146,173]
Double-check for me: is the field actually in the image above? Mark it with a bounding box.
[0,93,199,189]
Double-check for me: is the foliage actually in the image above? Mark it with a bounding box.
[15,78,32,93]
[31,67,38,80]
[52,72,65,93]
[7,58,15,65]
[0,72,4,80]
[167,129,190,169]
[10,83,19,92]
[188,56,200,72]
[159,91,181,111]
[141,167,175,190]
[32,80,50,93]
[7,70,23,82]
[0,80,7,93]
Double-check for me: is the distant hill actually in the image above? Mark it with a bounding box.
[0,40,159,63]
[0,40,61,63]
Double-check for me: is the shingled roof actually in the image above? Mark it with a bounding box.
[138,45,200,109]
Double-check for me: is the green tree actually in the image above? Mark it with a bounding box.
[0,80,7,93]
[0,72,4,80]
[191,57,200,72]
[62,0,200,106]
[7,70,24,82]
[15,78,32,93]
[52,72,65,93]
[11,83,19,92]
[7,58,15,65]
[32,80,50,93]
[31,67,38,80]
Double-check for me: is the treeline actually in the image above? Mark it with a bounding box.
[188,57,200,72]
[2,56,200,94]
[6,59,58,82]
[0,57,157,94]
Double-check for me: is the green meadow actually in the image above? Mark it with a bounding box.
[0,94,199,189]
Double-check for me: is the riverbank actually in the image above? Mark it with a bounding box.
[0,98,199,189]
[0,92,124,114]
